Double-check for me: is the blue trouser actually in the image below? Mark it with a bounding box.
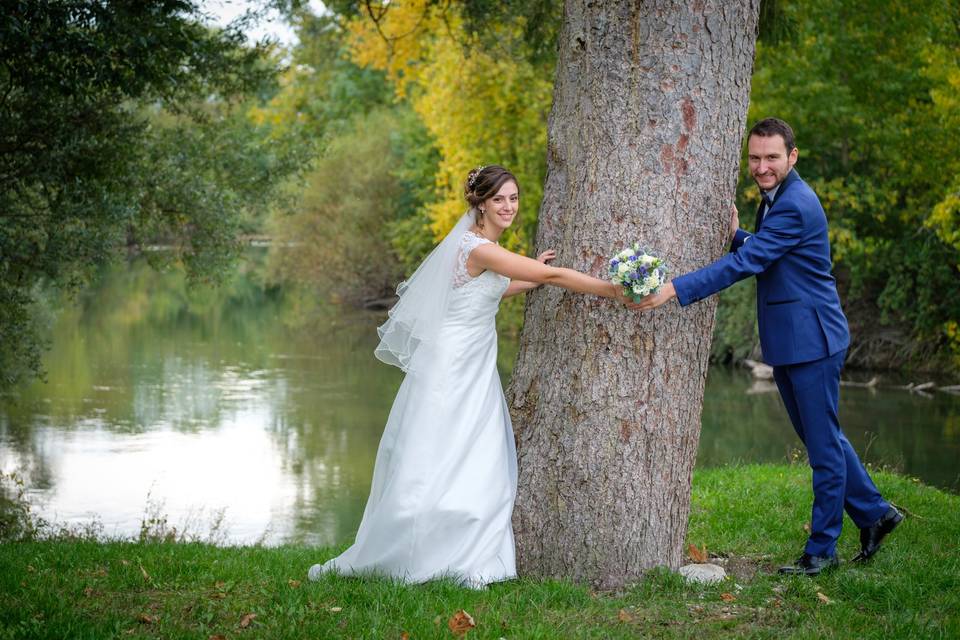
[772,349,890,558]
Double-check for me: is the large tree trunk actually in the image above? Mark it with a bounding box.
[509,0,760,588]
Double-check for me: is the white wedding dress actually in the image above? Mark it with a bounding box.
[308,231,517,588]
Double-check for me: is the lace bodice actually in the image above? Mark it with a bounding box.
[453,231,493,288]
[449,231,509,306]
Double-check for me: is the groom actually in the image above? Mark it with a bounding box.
[635,117,902,575]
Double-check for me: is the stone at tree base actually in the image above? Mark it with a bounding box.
[679,563,727,584]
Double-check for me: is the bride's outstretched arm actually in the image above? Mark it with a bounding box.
[470,244,623,300]
[502,250,554,298]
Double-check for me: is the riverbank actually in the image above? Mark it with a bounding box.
[1,464,957,639]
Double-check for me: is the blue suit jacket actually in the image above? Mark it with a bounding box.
[672,170,850,366]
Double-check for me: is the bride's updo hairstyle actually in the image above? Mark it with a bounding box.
[464,165,519,228]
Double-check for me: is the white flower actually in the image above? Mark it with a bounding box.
[644,275,661,291]
[617,262,631,275]
[639,254,656,266]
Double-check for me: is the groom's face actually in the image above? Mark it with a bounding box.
[748,134,798,192]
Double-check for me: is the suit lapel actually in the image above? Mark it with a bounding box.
[772,169,799,207]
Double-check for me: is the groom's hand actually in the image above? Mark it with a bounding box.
[629,281,677,311]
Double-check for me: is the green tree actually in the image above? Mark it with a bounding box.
[256,7,441,305]
[0,1,305,389]
[249,11,393,147]
[267,107,433,306]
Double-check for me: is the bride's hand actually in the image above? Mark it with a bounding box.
[536,249,556,264]
[728,204,740,243]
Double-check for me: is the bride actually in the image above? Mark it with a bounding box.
[308,165,623,588]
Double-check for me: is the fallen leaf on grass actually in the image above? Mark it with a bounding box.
[816,591,832,604]
[239,613,257,628]
[120,559,130,566]
[720,592,737,602]
[208,635,227,640]
[617,608,633,622]
[803,522,811,533]
[329,606,343,613]
[687,543,709,563]
[138,614,156,625]
[448,609,476,635]
[26,565,36,573]
[139,564,151,582]
[401,633,410,640]
[288,579,301,588]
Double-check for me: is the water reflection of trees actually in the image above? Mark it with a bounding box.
[0,256,413,544]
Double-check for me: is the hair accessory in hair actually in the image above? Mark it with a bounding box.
[467,165,487,190]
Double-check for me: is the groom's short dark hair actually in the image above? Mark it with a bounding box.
[749,117,796,152]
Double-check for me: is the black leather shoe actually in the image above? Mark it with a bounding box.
[852,506,903,562]
[777,552,839,576]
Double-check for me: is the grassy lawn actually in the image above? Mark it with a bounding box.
[1,464,957,639]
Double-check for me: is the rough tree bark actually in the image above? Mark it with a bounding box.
[508,0,761,588]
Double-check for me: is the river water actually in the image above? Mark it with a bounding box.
[1,256,957,546]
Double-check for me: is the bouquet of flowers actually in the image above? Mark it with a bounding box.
[609,245,669,302]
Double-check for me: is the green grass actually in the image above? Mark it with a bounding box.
[1,464,957,639]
